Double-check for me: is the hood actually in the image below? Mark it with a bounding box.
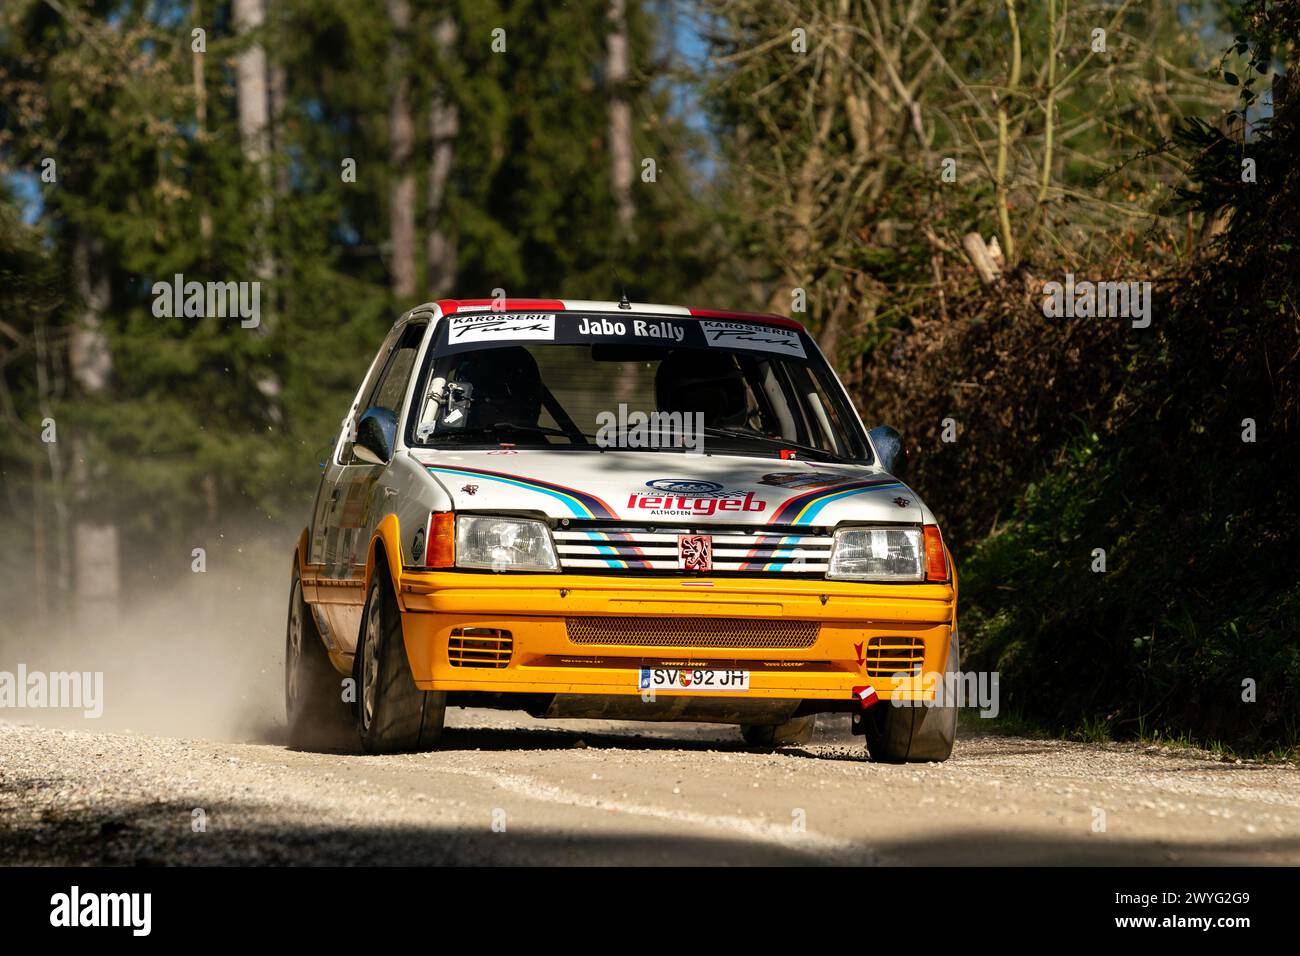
[408,448,926,528]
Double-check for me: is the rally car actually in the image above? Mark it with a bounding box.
[285,298,959,761]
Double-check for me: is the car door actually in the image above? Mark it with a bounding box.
[308,321,404,652]
[324,320,429,652]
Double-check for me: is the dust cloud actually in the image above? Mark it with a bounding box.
[0,525,295,742]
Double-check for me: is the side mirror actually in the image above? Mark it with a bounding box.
[354,406,398,465]
[867,425,906,476]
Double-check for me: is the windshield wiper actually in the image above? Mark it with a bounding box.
[432,422,594,444]
[698,426,840,461]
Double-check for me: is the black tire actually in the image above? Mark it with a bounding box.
[355,561,445,754]
[864,628,960,763]
[285,569,356,751]
[741,714,816,747]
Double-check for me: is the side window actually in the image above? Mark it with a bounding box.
[786,363,864,458]
[367,322,427,414]
[340,322,426,465]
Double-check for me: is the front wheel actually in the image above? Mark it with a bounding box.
[864,628,960,763]
[355,562,446,754]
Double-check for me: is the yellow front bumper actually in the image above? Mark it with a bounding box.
[397,572,956,703]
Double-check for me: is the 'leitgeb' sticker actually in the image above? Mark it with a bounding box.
[448,312,556,344]
[700,320,806,358]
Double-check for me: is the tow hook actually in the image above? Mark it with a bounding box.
[852,684,879,708]
[849,684,880,735]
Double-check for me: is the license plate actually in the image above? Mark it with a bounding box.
[638,667,750,692]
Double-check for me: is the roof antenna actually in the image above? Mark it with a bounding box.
[612,265,632,309]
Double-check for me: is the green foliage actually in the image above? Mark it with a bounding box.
[960,441,1300,756]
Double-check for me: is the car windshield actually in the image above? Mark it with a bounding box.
[406,311,870,462]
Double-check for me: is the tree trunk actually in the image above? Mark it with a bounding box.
[69,231,119,626]
[269,60,291,197]
[765,34,839,340]
[427,15,459,299]
[234,0,272,287]
[32,318,70,619]
[234,0,281,418]
[388,0,417,300]
[234,0,271,177]
[192,0,212,245]
[606,0,634,234]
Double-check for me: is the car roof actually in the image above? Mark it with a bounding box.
[417,298,805,332]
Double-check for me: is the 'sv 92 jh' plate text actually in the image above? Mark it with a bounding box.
[638,668,751,692]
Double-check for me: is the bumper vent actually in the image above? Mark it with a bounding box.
[566,616,819,650]
[448,628,513,668]
[864,636,925,677]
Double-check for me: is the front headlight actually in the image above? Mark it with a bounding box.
[455,516,558,572]
[827,527,926,581]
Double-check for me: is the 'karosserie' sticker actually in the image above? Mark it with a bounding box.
[699,320,806,358]
[447,312,556,343]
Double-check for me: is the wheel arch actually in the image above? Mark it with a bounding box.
[363,513,406,610]
[293,526,310,576]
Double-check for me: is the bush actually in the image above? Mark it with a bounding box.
[860,68,1300,756]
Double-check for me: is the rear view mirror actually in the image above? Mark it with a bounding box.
[867,425,906,476]
[355,406,398,465]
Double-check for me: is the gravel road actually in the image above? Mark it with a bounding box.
[3,711,1298,866]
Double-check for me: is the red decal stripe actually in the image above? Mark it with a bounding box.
[437,299,566,315]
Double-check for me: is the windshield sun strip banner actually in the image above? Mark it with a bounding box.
[434,311,811,358]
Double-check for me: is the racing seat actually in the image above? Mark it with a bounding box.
[445,346,544,429]
[654,349,750,429]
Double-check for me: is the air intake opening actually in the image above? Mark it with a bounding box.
[448,627,513,668]
[864,636,925,677]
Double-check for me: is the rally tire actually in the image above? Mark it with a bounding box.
[285,569,356,752]
[740,714,816,748]
[865,628,960,763]
[355,561,446,754]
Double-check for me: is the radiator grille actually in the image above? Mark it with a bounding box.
[552,524,833,573]
[566,616,819,649]
[864,636,924,677]
[448,628,513,668]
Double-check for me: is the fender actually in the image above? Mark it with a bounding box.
[293,527,314,602]
[364,513,407,611]
[290,526,352,674]
[946,543,959,608]
[293,527,310,573]
[945,543,959,660]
